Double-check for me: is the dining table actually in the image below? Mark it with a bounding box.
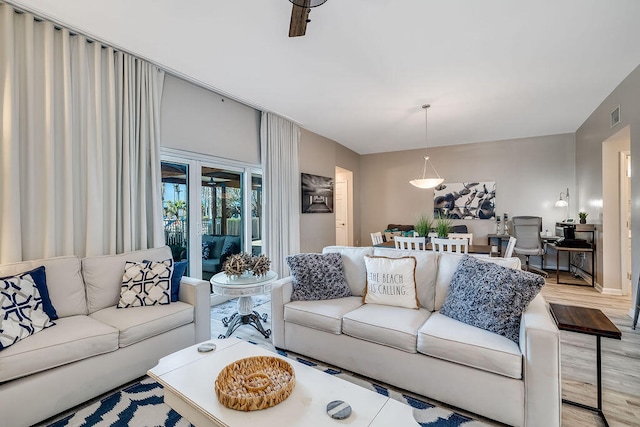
[375,239,494,255]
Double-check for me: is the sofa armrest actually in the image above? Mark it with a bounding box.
[270,276,294,349]
[179,276,211,343]
[519,293,561,427]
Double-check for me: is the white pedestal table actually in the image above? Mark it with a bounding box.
[210,271,277,339]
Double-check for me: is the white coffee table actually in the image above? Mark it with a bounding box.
[148,339,418,427]
[210,271,277,339]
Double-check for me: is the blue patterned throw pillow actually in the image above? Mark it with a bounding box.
[1,272,55,350]
[440,255,545,343]
[118,259,173,308]
[1,266,57,320]
[286,253,351,301]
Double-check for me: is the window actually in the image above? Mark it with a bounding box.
[161,150,262,281]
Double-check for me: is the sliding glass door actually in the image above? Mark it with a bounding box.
[161,151,262,281]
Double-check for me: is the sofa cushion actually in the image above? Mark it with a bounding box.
[342,304,431,352]
[284,297,363,334]
[434,253,521,311]
[0,315,118,382]
[0,256,87,317]
[322,246,374,296]
[202,235,227,260]
[0,271,56,350]
[82,246,173,314]
[373,248,438,311]
[417,312,523,379]
[202,258,222,273]
[363,255,419,309]
[286,253,351,301]
[90,301,194,347]
[117,259,173,308]
[440,255,545,343]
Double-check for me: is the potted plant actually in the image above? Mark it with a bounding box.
[435,214,453,238]
[578,212,588,224]
[414,214,433,237]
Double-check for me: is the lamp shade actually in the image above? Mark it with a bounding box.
[410,178,444,189]
[555,199,568,207]
[289,0,328,7]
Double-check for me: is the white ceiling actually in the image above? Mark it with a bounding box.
[9,0,640,154]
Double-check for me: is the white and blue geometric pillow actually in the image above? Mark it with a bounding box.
[1,273,55,350]
[117,259,173,308]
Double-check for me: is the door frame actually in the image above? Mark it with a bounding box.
[335,167,354,246]
[161,148,261,280]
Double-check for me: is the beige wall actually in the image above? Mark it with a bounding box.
[161,75,261,164]
[299,129,361,253]
[360,134,576,248]
[576,63,640,300]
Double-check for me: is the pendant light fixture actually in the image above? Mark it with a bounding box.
[289,0,327,7]
[410,104,444,189]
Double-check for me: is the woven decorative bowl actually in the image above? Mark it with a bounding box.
[215,356,295,411]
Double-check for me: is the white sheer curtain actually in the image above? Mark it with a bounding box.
[0,4,165,263]
[260,112,301,277]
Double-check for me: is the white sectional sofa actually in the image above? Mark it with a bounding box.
[0,246,211,427]
[271,246,561,427]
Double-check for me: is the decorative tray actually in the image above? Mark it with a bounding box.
[215,356,295,411]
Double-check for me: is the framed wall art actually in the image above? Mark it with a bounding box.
[301,173,334,214]
[434,182,496,219]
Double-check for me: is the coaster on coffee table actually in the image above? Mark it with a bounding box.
[326,400,352,420]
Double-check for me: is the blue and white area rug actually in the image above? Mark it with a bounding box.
[44,346,489,427]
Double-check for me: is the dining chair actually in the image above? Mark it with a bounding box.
[394,236,427,251]
[431,237,469,254]
[448,232,473,245]
[504,236,517,258]
[370,232,384,245]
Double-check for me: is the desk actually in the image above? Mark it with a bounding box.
[552,244,595,287]
[549,303,621,427]
[375,240,492,255]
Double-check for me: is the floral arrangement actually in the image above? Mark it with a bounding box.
[223,252,271,278]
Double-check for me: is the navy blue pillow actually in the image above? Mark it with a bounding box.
[1,266,58,320]
[171,261,188,302]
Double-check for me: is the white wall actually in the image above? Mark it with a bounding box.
[299,129,361,253]
[161,74,260,164]
[360,134,576,247]
[576,62,640,300]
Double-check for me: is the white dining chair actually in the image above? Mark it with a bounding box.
[504,236,517,258]
[394,236,427,251]
[448,232,473,245]
[431,237,469,254]
[370,232,384,245]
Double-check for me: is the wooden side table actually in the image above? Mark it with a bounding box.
[549,303,621,427]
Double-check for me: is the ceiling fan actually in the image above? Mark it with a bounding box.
[288,0,327,37]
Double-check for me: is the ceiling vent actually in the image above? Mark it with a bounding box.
[610,105,621,128]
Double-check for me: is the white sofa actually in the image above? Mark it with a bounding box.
[271,246,561,427]
[0,246,211,427]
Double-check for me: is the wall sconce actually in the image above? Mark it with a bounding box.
[554,188,570,221]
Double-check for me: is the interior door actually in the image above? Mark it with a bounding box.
[335,180,348,246]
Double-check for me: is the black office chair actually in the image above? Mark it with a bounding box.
[511,216,548,277]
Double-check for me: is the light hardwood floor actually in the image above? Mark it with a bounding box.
[541,272,640,427]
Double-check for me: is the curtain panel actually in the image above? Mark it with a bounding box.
[0,3,165,263]
[260,112,301,277]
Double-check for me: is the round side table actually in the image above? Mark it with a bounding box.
[210,271,278,339]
